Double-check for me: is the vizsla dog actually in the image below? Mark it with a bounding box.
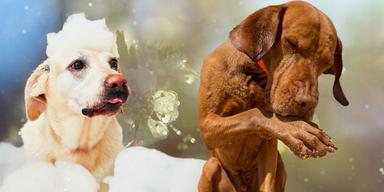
[198,1,349,192]
[20,14,128,191]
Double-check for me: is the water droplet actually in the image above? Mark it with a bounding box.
[304,178,309,182]
[177,143,188,150]
[148,117,169,139]
[176,59,187,69]
[133,21,137,26]
[379,168,384,175]
[190,138,196,143]
[24,5,29,10]
[152,90,180,123]
[126,119,136,129]
[364,104,369,109]
[184,74,196,84]
[170,125,182,135]
[22,29,27,34]
[88,2,93,7]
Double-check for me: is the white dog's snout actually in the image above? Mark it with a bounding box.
[104,74,127,89]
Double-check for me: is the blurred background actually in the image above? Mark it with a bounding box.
[0,0,383,191]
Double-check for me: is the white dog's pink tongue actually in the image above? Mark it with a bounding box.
[108,98,122,104]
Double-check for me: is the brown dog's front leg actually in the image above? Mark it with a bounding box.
[274,117,337,158]
[200,108,273,149]
[200,109,337,158]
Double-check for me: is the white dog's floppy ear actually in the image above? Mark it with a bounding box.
[25,61,50,121]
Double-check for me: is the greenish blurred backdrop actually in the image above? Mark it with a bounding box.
[0,0,383,191]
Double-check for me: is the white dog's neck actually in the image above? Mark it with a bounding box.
[21,108,123,182]
[43,106,116,151]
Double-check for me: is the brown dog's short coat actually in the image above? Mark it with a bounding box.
[198,1,348,192]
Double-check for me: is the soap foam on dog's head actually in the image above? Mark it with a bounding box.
[46,13,114,57]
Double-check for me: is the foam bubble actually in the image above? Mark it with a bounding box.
[46,13,114,57]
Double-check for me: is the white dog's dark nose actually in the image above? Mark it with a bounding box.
[105,74,127,89]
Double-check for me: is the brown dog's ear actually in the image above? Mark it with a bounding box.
[324,37,349,106]
[25,61,50,121]
[229,5,286,61]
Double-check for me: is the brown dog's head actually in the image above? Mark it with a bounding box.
[230,1,349,118]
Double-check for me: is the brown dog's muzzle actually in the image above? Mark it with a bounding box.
[271,71,319,118]
[294,80,318,113]
[269,56,321,118]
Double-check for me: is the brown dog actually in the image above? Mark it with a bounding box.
[198,1,348,192]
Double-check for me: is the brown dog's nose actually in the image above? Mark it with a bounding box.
[105,74,127,89]
[295,81,318,111]
[296,94,317,111]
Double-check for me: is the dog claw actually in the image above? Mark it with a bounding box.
[327,146,336,152]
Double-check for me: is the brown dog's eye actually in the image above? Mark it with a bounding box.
[285,38,299,51]
[70,60,85,71]
[109,58,118,70]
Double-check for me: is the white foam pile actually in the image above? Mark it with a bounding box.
[0,142,99,192]
[0,143,205,192]
[107,146,205,192]
[0,143,25,186]
[46,13,115,58]
[0,160,99,192]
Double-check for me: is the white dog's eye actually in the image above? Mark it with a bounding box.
[109,58,118,70]
[70,60,86,71]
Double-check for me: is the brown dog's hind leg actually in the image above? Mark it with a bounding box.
[198,157,236,192]
[275,153,287,192]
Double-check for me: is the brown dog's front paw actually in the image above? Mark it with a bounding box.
[275,120,337,159]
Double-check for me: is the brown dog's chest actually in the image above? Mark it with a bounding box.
[220,72,268,116]
[213,136,262,169]
[213,65,280,190]
[214,64,272,159]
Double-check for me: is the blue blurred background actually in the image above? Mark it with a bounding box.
[0,0,63,141]
[1,0,384,191]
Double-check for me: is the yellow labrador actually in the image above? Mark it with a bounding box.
[20,14,128,189]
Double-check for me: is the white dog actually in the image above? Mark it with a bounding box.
[20,14,128,190]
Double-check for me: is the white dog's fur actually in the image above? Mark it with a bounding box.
[20,14,125,190]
